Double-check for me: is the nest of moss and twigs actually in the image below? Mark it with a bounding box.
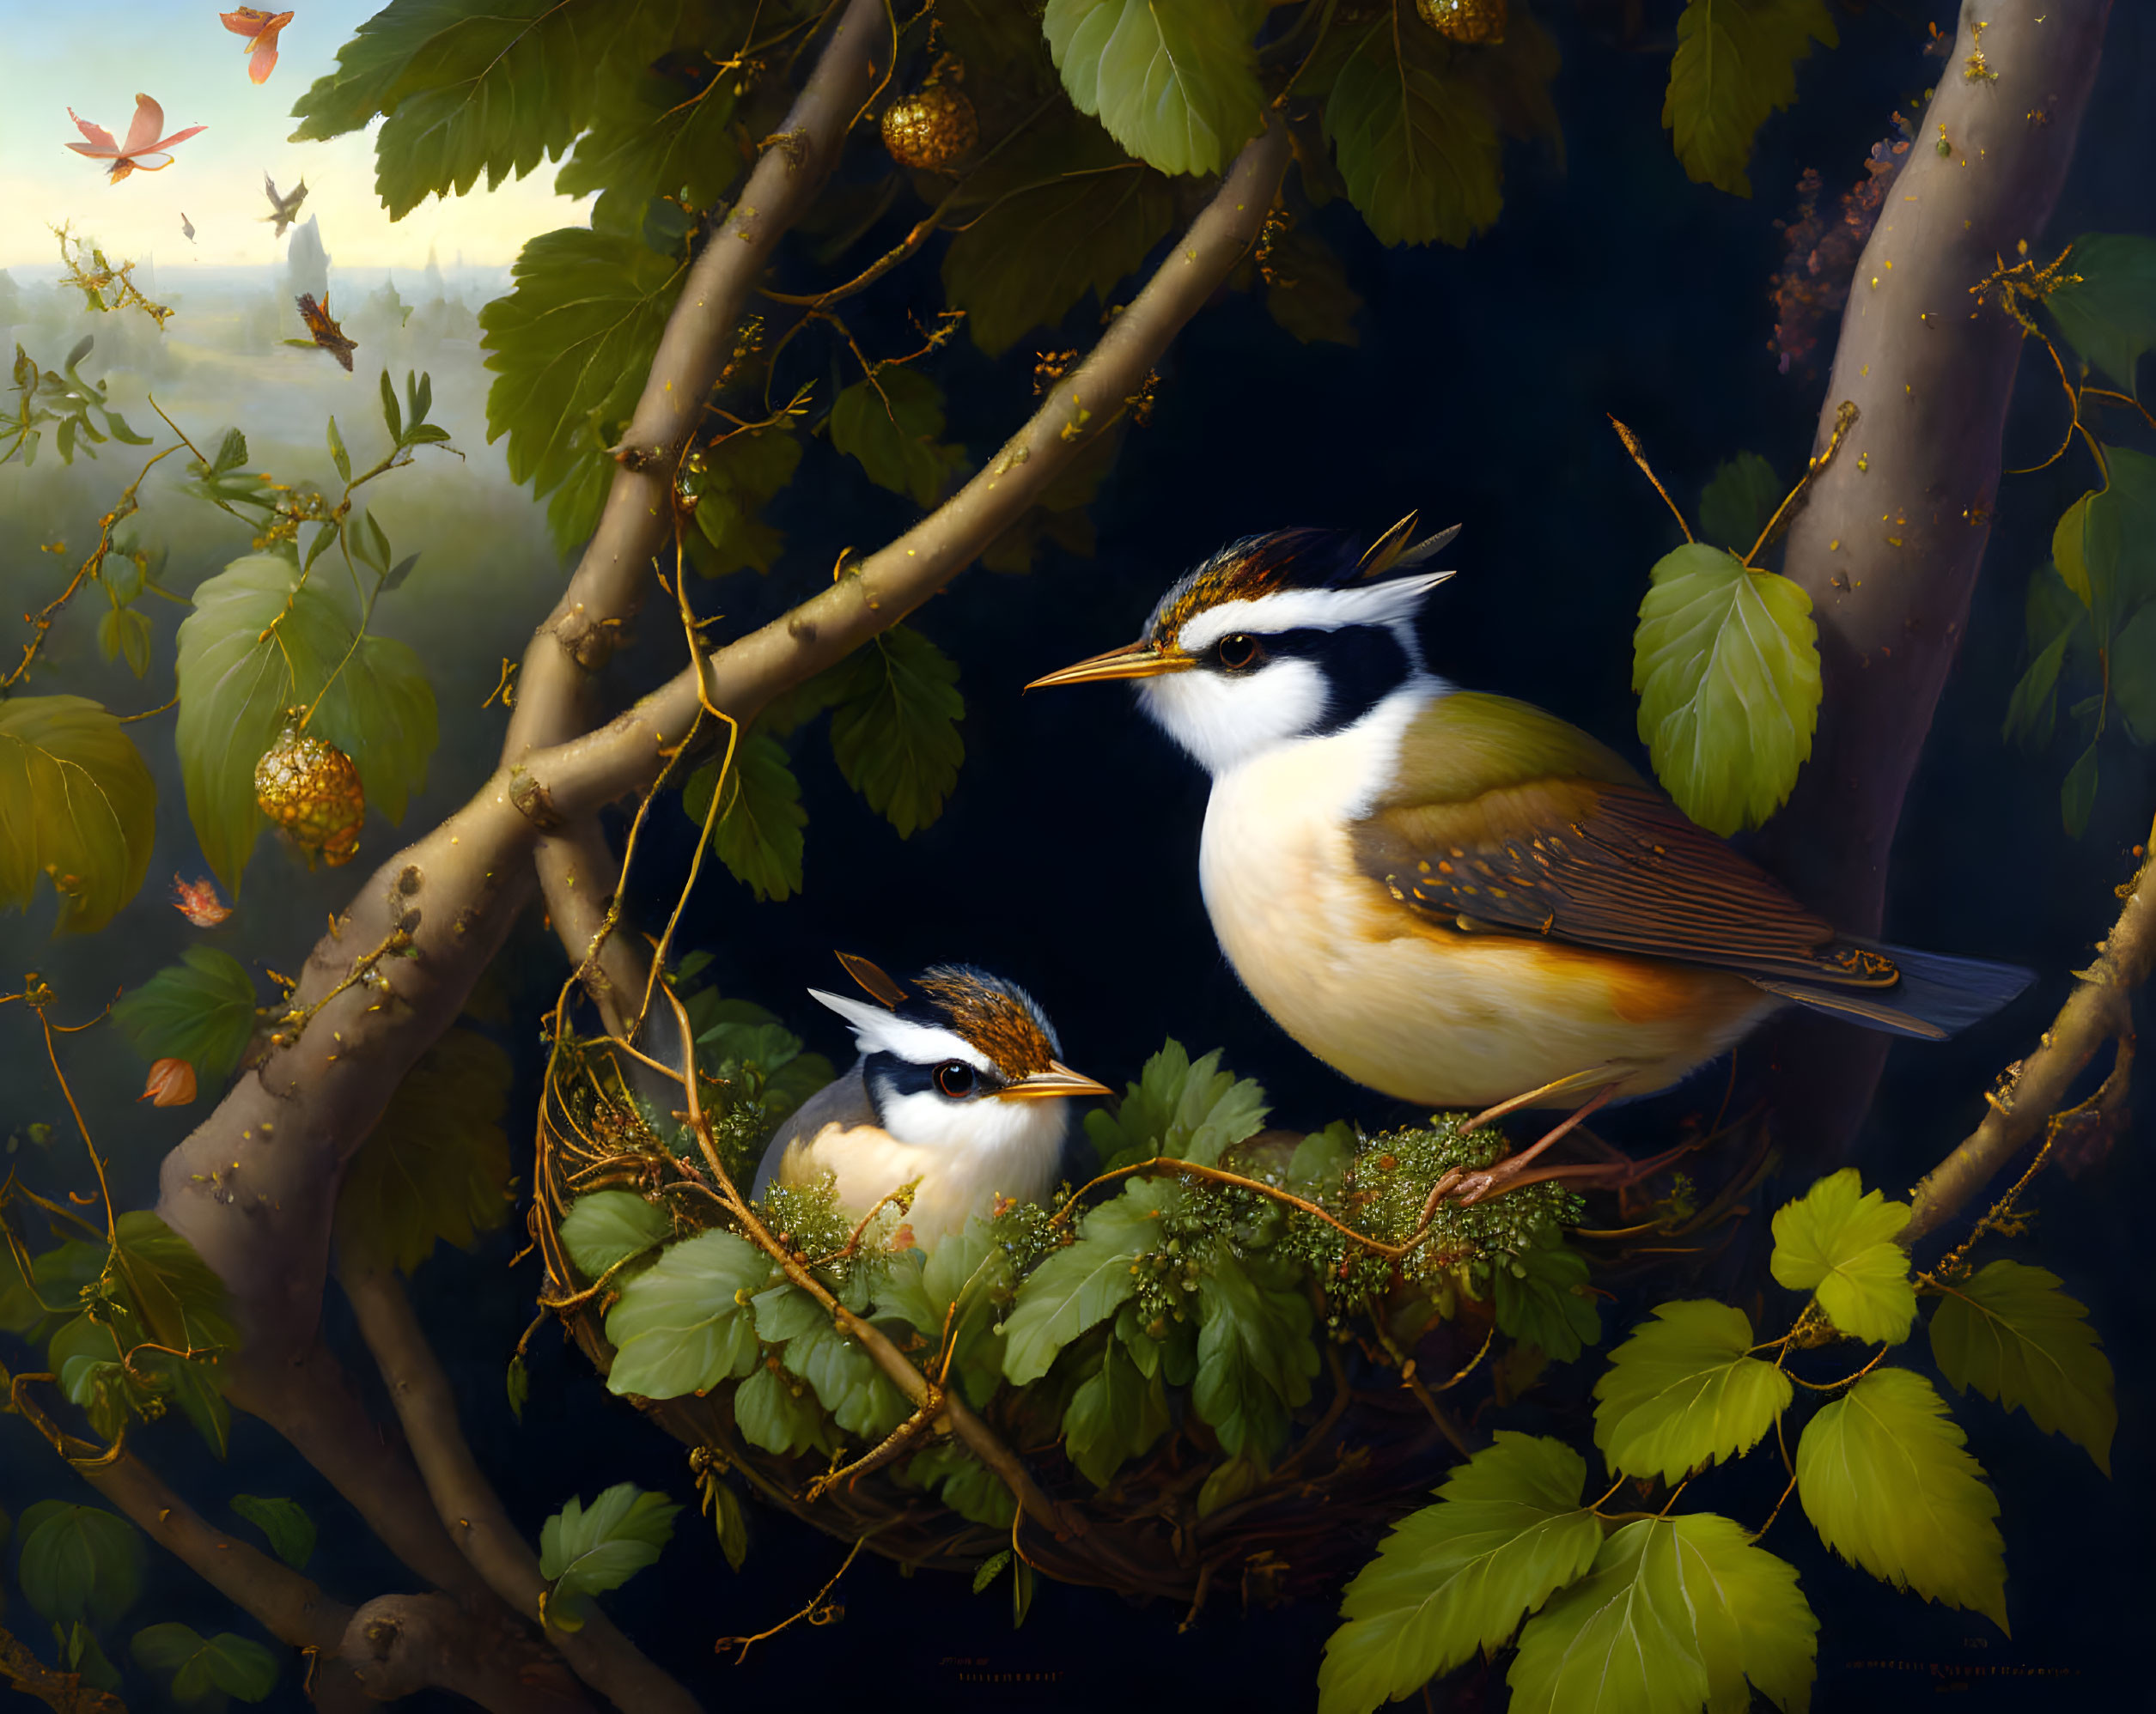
[528,997,1757,1610]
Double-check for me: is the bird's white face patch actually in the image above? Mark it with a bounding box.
[1137,654,1334,778]
[808,990,995,1073]
[870,1081,1074,1159]
[1170,574,1450,659]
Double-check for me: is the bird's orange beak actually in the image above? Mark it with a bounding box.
[1025,639,1193,690]
[996,1061,1115,1101]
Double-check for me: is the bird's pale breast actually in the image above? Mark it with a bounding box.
[1197,701,1776,1108]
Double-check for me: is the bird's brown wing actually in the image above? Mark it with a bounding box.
[1352,696,1891,988]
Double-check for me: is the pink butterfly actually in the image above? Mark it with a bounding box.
[221,8,295,85]
[64,94,206,183]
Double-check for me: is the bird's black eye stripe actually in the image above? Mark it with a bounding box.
[934,1061,978,1098]
[1214,634,1267,673]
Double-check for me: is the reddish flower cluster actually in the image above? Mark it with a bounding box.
[1768,117,1914,378]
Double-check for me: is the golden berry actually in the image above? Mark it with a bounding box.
[880,87,978,173]
[1416,0,1507,45]
[254,711,365,868]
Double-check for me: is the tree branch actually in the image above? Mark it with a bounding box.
[1759,1,2112,1152]
[338,1248,700,1714]
[527,117,1294,823]
[502,0,892,761]
[1906,824,2156,1246]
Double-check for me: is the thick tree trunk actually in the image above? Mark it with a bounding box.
[1760,0,2111,1157]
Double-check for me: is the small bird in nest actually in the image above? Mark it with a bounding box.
[1030,515,2031,1201]
[752,954,1111,1246]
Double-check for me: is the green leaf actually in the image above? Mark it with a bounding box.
[826,626,965,838]
[973,1548,1013,1594]
[2062,739,2099,837]
[733,1362,829,1456]
[1062,1334,1171,1487]
[508,1352,531,1421]
[1697,451,1781,551]
[750,1283,827,1344]
[539,1482,680,1606]
[1192,1249,1318,1463]
[874,1219,1013,1408]
[1002,1180,1178,1383]
[684,732,806,902]
[336,1030,513,1274]
[96,605,153,679]
[292,0,677,220]
[479,228,687,553]
[1044,0,1264,178]
[1491,1227,1602,1363]
[559,1190,672,1280]
[1081,1038,1269,1171]
[686,426,801,579]
[1325,15,1502,248]
[1197,1451,1262,1518]
[941,129,1174,355]
[176,554,437,891]
[2044,232,2156,397]
[14,1502,146,1628]
[2049,449,2156,633]
[907,1440,1017,1529]
[604,1230,768,1399]
[326,414,351,483]
[58,1620,122,1694]
[557,67,740,237]
[1796,1367,2007,1631]
[1769,1168,1915,1344]
[1319,1433,1604,1714]
[0,696,156,934]
[1633,543,1821,836]
[112,948,257,1084]
[232,1496,316,1571]
[1509,1512,1818,1714]
[2003,618,2075,751]
[830,368,967,508]
[1264,227,1363,347]
[1593,1300,1793,1484]
[1662,0,1837,198]
[131,1623,280,1705]
[2110,601,2156,746]
[705,1471,747,1571]
[1928,1259,2116,1474]
[785,1321,913,1441]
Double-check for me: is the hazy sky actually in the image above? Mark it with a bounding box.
[0,2,594,272]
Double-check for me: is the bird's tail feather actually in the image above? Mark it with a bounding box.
[1755,940,2033,1041]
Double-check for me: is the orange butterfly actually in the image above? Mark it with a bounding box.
[221,9,295,84]
[64,94,206,183]
[171,874,232,927]
[295,293,356,371]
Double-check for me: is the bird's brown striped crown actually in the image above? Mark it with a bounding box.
[912,965,1061,1079]
[1142,528,1362,648]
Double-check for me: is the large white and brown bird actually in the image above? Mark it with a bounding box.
[752,956,1109,1246]
[1030,518,2028,1192]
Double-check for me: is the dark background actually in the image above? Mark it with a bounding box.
[6,3,2153,1710]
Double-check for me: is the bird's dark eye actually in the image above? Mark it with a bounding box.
[934,1061,978,1098]
[1215,634,1266,673]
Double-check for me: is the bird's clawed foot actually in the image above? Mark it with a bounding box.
[1433,1076,1627,1208]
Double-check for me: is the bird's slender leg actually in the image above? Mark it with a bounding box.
[1460,1064,1623,1134]
[1453,1133,1708,1203]
[1437,1082,1626,1206]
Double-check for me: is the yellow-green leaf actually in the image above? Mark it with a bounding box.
[1508,1513,1817,1714]
[1319,1433,1603,1714]
[1593,1300,1793,1483]
[1662,0,1837,198]
[335,1030,513,1274]
[1324,14,1502,249]
[1796,1367,2007,1631]
[1633,542,1820,836]
[604,1230,767,1399]
[112,948,257,1084]
[2043,231,2156,398]
[0,695,155,934]
[1044,0,1264,178]
[1928,1259,2116,1474]
[1769,1168,1915,1345]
